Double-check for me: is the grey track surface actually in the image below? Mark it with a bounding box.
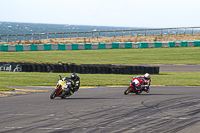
[156,64,200,72]
[1,86,200,133]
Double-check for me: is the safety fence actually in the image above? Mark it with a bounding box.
[0,62,159,74]
[1,27,200,43]
[0,41,200,51]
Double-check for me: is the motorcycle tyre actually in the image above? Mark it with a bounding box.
[135,91,141,95]
[50,89,59,99]
[124,86,132,95]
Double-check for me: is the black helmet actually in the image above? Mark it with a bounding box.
[70,72,77,80]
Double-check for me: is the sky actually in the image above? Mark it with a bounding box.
[0,0,200,28]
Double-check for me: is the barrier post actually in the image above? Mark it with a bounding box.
[70,32,71,39]
[168,28,170,36]
[0,35,1,42]
[176,28,178,36]
[152,29,154,36]
[184,27,186,36]
[47,33,49,39]
[144,29,146,36]
[129,30,131,36]
[106,31,107,37]
[91,32,93,38]
[24,34,25,41]
[99,31,100,38]
[114,30,116,38]
[122,30,123,37]
[15,34,17,42]
[39,34,41,40]
[192,27,194,35]
[7,35,9,42]
[137,29,139,36]
[62,32,64,40]
[161,29,162,36]
[77,32,79,38]
[55,33,56,40]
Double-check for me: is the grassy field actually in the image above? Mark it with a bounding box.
[0,71,200,87]
[0,47,200,89]
[1,47,200,65]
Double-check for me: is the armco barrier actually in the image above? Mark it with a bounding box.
[0,62,159,74]
[1,41,199,51]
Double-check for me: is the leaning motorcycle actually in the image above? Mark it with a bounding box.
[124,77,149,95]
[50,75,73,99]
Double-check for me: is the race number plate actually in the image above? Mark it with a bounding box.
[61,81,66,86]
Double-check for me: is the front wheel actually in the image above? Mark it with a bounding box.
[50,89,59,99]
[124,86,132,95]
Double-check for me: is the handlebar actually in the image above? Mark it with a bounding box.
[59,75,62,80]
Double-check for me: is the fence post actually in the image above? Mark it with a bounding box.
[84,32,86,38]
[184,27,186,36]
[114,30,116,38]
[176,28,178,36]
[99,31,100,38]
[137,29,139,36]
[144,29,146,36]
[15,34,17,42]
[55,33,56,40]
[91,32,93,38]
[47,33,49,39]
[192,27,194,35]
[24,34,25,41]
[0,35,1,42]
[39,34,41,40]
[161,29,162,36]
[62,32,64,40]
[7,35,9,43]
[168,28,170,36]
[129,30,131,36]
[122,30,123,37]
[77,32,79,38]
[106,31,107,37]
[152,29,154,36]
[70,32,71,39]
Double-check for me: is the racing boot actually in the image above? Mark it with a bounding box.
[145,87,150,93]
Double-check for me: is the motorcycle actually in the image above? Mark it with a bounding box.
[50,75,73,99]
[124,76,150,95]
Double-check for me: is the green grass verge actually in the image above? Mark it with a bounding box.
[0,86,14,91]
[0,71,199,86]
[0,47,200,65]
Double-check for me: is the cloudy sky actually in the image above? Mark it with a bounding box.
[1,0,200,28]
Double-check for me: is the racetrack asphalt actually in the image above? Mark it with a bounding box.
[0,65,200,132]
[1,86,200,133]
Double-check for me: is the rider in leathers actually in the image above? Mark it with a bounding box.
[68,72,80,93]
[135,73,151,93]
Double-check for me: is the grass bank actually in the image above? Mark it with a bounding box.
[1,33,200,45]
[0,71,200,86]
[1,47,200,65]
[0,86,14,91]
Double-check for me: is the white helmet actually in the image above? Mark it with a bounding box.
[144,73,150,79]
[133,79,139,85]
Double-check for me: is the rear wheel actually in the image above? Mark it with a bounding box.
[50,89,59,99]
[124,86,132,95]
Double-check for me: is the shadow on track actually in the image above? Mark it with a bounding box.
[52,97,122,100]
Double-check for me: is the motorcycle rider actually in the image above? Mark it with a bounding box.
[136,73,151,93]
[68,72,80,93]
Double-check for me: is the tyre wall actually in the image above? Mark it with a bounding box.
[0,62,159,74]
